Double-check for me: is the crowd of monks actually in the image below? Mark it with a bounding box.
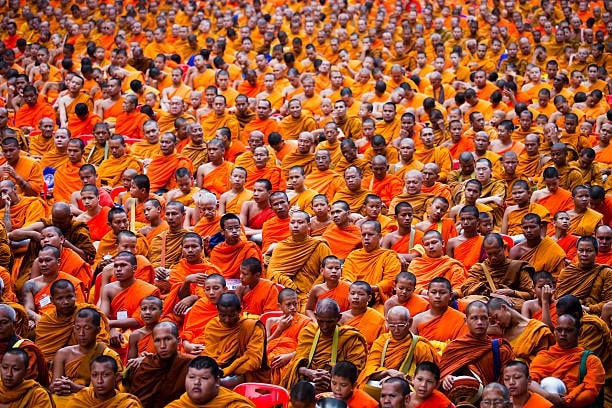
[2,0,612,407]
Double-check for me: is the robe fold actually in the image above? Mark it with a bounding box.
[417,307,468,345]
[407,255,467,295]
[0,156,44,196]
[244,166,286,191]
[453,235,485,271]
[33,272,86,315]
[148,229,189,269]
[0,196,47,230]
[343,248,402,304]
[555,263,612,314]
[165,388,255,408]
[267,313,311,385]
[201,162,233,197]
[181,298,219,343]
[517,237,567,279]
[63,342,122,387]
[357,332,440,387]
[209,240,262,279]
[317,281,352,313]
[65,388,143,408]
[462,259,534,305]
[110,280,161,324]
[343,307,386,349]
[391,230,424,254]
[241,278,279,316]
[321,224,363,260]
[413,390,455,408]
[0,379,53,408]
[508,319,555,365]
[148,153,194,192]
[53,160,83,204]
[332,188,372,213]
[568,208,604,236]
[388,192,434,223]
[86,207,112,242]
[261,216,291,254]
[180,143,208,171]
[305,170,345,201]
[130,141,161,159]
[97,155,143,187]
[225,189,252,215]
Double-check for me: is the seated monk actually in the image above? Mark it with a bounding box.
[49,308,122,405]
[14,85,56,134]
[381,202,425,270]
[40,128,71,170]
[305,150,345,202]
[148,201,190,292]
[305,255,351,319]
[521,271,558,330]
[68,164,115,217]
[238,179,275,244]
[235,257,278,317]
[409,362,455,408]
[343,220,402,309]
[487,297,555,365]
[123,322,194,408]
[219,167,252,215]
[196,139,232,198]
[354,194,398,236]
[97,135,143,188]
[321,200,363,260]
[127,296,163,359]
[286,166,318,214]
[266,289,312,385]
[0,179,47,233]
[361,155,404,208]
[261,191,293,256]
[114,94,148,139]
[281,299,368,393]
[332,166,373,214]
[531,167,574,235]
[411,278,468,353]
[165,356,256,408]
[447,205,485,271]
[35,280,109,365]
[323,361,379,408]
[549,211,578,261]
[528,314,605,407]
[75,186,111,242]
[309,195,332,236]
[383,272,430,317]
[65,355,142,407]
[191,192,221,251]
[356,305,439,391]
[414,197,458,244]
[0,137,44,197]
[29,118,56,160]
[181,123,208,171]
[139,198,169,245]
[98,251,161,360]
[83,123,110,166]
[508,213,567,279]
[566,185,604,237]
[209,214,262,280]
[125,174,164,227]
[164,168,200,210]
[268,211,332,311]
[339,281,386,349]
[554,236,612,315]
[462,233,535,310]
[30,226,91,289]
[148,133,194,194]
[502,360,555,408]
[202,293,270,387]
[407,230,467,296]
[0,349,53,407]
[180,274,226,355]
[439,301,515,405]
[130,120,162,160]
[22,246,86,326]
[52,138,86,205]
[244,146,286,192]
[388,170,434,223]
[0,304,49,387]
[501,180,550,238]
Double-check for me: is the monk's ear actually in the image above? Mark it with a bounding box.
[114,372,122,387]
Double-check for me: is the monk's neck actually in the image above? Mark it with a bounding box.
[87,206,102,217]
[554,229,567,239]
[149,218,162,227]
[43,272,60,283]
[232,187,244,194]
[512,392,530,407]
[256,201,269,210]
[248,279,260,289]
[430,306,448,316]
[398,227,412,235]
[462,230,478,238]
[351,307,367,316]
[118,278,136,289]
[78,342,97,355]
[324,281,339,290]
[316,215,330,222]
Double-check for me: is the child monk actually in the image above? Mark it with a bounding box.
[355,194,397,235]
[181,274,227,355]
[309,194,332,236]
[266,289,311,385]
[384,272,430,316]
[339,281,386,349]
[125,174,162,227]
[550,211,578,260]
[289,382,316,408]
[327,361,378,408]
[75,185,111,242]
[115,168,138,205]
[381,202,424,270]
[521,271,557,331]
[127,296,163,359]
[409,362,454,408]
[164,167,199,209]
[415,197,457,243]
[305,256,350,322]
[139,198,169,245]
[219,167,252,215]
[235,257,278,317]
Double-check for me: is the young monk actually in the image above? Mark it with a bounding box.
[321,200,362,260]
[384,272,430,316]
[75,185,111,242]
[409,362,454,408]
[114,168,138,205]
[414,197,458,243]
[69,165,115,216]
[235,257,278,317]
[289,382,316,408]
[219,167,252,215]
[239,179,275,243]
[521,271,558,331]
[127,296,163,359]
[550,211,578,260]
[328,361,378,408]
[139,198,169,244]
[355,194,397,235]
[181,274,227,355]
[411,277,468,353]
[266,289,311,385]
[446,205,485,271]
[305,255,351,320]
[309,194,332,236]
[125,174,160,227]
[501,180,550,238]
[381,202,424,270]
[339,281,386,350]
[165,167,199,209]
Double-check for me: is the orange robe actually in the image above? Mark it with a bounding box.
[94,231,150,269]
[33,272,85,315]
[305,169,345,202]
[14,102,56,130]
[413,390,455,408]
[407,255,468,295]
[417,308,468,344]
[85,207,111,241]
[181,298,219,343]
[40,148,69,169]
[67,113,102,137]
[344,307,386,349]
[148,153,194,192]
[244,166,286,191]
[28,135,55,158]
[361,175,404,207]
[321,224,362,260]
[518,237,567,279]
[165,387,255,408]
[453,235,485,271]
[568,208,604,237]
[97,155,142,187]
[57,247,92,289]
[109,280,161,324]
[555,263,612,314]
[102,98,124,120]
[267,313,311,385]
[181,143,208,170]
[225,189,252,215]
[201,161,233,197]
[209,240,262,280]
[509,319,555,365]
[0,379,53,408]
[391,230,425,254]
[241,279,279,316]
[0,156,44,196]
[0,196,47,229]
[261,216,291,254]
[52,160,83,204]
[129,141,161,159]
[343,248,402,304]
[65,387,142,408]
[316,280,352,313]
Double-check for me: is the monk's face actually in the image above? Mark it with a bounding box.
[488,305,512,330]
[1,143,20,166]
[396,207,414,230]
[380,381,410,408]
[40,228,63,249]
[38,249,60,276]
[0,309,15,341]
[140,299,162,325]
[428,200,448,222]
[404,174,422,195]
[74,315,100,347]
[253,147,269,169]
[287,169,305,191]
[109,213,129,233]
[315,151,331,170]
[520,219,541,242]
[206,142,223,163]
[143,202,161,223]
[555,315,579,348]
[427,282,451,309]
[363,199,382,219]
[218,305,241,327]
[572,188,590,211]
[465,305,489,337]
[204,279,226,304]
[348,285,370,310]
[412,369,438,401]
[239,266,259,288]
[113,256,135,282]
[270,195,289,218]
[109,139,125,158]
[459,210,478,232]
[422,234,444,258]
[159,134,176,155]
[182,237,203,264]
[344,168,362,191]
[290,213,310,239]
[503,365,529,398]
[221,218,241,245]
[51,286,76,316]
[312,198,330,219]
[577,240,597,267]
[165,205,185,230]
[511,186,530,206]
[394,278,415,304]
[483,240,506,266]
[90,361,120,400]
[185,367,219,405]
[596,227,612,252]
[153,325,179,359]
[81,190,99,211]
[0,353,27,389]
[315,309,341,337]
[481,388,510,408]
[322,259,341,284]
[278,295,298,316]
[361,224,381,252]
[176,175,192,195]
[79,170,96,187]
[331,203,350,226]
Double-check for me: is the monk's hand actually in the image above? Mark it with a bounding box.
[51,377,72,396]
[546,392,566,407]
[442,375,456,391]
[270,353,293,370]
[542,285,554,304]
[312,370,332,392]
[109,328,123,347]
[276,314,293,332]
[1,193,10,209]
[492,289,514,297]
[381,369,406,380]
[186,273,208,286]
[125,355,146,370]
[155,267,169,281]
[183,341,204,355]
[491,293,515,308]
[2,164,16,179]
[174,296,198,315]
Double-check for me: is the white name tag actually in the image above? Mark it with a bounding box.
[39,295,51,307]
[117,310,128,320]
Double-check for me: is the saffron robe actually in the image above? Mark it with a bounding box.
[316,281,352,313]
[261,216,291,254]
[321,224,363,260]
[165,388,255,408]
[53,160,83,204]
[181,298,219,343]
[109,280,161,323]
[201,161,233,197]
[407,255,468,295]
[517,237,567,279]
[508,319,555,365]
[416,308,468,344]
[343,248,402,303]
[0,379,53,408]
[209,240,262,280]
[65,387,143,408]
[97,155,142,187]
[148,153,194,192]
[305,169,345,202]
[148,229,189,269]
[555,263,612,315]
[240,278,279,316]
[33,272,86,315]
[453,235,485,271]
[462,259,535,305]
[267,313,311,385]
[568,208,604,237]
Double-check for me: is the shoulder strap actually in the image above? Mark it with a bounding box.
[11,338,25,349]
[380,337,391,366]
[492,339,501,380]
[399,333,419,374]
[160,231,168,268]
[408,229,415,250]
[579,350,594,384]
[481,263,498,293]
[307,327,339,367]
